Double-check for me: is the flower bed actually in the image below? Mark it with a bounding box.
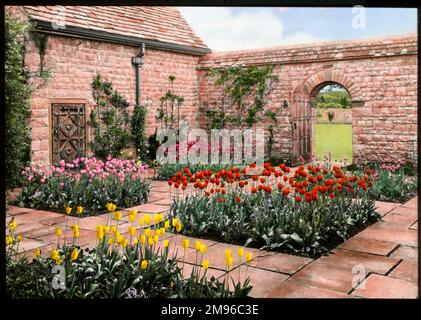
[6,215,252,298]
[15,157,150,216]
[347,158,417,203]
[167,163,380,257]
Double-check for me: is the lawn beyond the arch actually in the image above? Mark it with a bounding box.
[316,123,352,162]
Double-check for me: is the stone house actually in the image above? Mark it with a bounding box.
[6,6,418,165]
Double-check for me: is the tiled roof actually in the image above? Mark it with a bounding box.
[198,33,417,68]
[20,6,209,50]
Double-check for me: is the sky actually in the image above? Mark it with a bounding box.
[179,7,417,51]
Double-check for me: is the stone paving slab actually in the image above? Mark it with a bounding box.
[389,260,418,283]
[388,205,417,218]
[390,245,418,261]
[324,249,400,274]
[22,225,57,239]
[12,210,64,224]
[6,205,34,216]
[290,260,363,293]
[225,266,290,298]
[409,221,418,230]
[246,251,313,275]
[403,197,417,209]
[124,203,170,214]
[265,279,355,298]
[337,238,397,256]
[35,228,96,247]
[374,201,400,217]
[353,224,418,247]
[382,212,417,229]
[179,262,226,280]
[352,274,418,299]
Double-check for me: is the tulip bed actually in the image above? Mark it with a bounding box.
[15,157,151,216]
[6,218,252,298]
[168,163,380,257]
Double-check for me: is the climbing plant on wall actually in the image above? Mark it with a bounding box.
[205,65,278,130]
[5,15,31,188]
[155,75,184,130]
[89,74,131,159]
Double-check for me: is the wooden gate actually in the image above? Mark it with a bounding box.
[51,103,86,165]
[291,94,312,166]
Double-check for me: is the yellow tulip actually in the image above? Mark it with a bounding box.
[51,250,60,260]
[71,224,79,232]
[106,203,116,212]
[128,226,136,237]
[176,222,182,233]
[34,248,41,258]
[108,238,114,246]
[172,218,178,227]
[8,220,17,232]
[129,209,137,217]
[144,214,152,225]
[155,214,163,224]
[139,234,146,244]
[138,217,145,226]
[153,234,159,243]
[226,256,233,269]
[202,259,209,270]
[70,248,79,261]
[128,214,135,222]
[141,260,148,270]
[77,206,84,215]
[182,239,190,249]
[65,206,72,215]
[147,237,154,247]
[73,230,80,239]
[164,221,170,229]
[160,227,166,235]
[114,211,122,221]
[144,228,151,237]
[121,238,129,248]
[224,249,232,259]
[155,228,161,236]
[133,238,138,245]
[238,247,244,257]
[245,252,253,262]
[17,235,22,242]
[195,240,201,251]
[200,244,207,254]
[163,239,169,248]
[55,258,63,265]
[55,227,62,237]
[6,235,13,246]
[96,225,104,241]
[103,225,110,235]
[111,226,117,234]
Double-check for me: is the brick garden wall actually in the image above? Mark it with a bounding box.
[23,34,201,164]
[198,34,418,163]
[317,109,352,124]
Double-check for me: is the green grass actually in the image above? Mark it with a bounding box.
[316,124,352,162]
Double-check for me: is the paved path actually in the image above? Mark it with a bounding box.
[6,180,418,298]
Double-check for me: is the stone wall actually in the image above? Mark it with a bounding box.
[198,34,418,162]
[317,108,352,124]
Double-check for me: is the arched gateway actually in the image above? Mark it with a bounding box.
[290,70,363,165]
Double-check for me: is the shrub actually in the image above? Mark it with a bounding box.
[16,157,150,216]
[132,105,148,162]
[168,163,380,257]
[5,15,32,188]
[6,219,252,298]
